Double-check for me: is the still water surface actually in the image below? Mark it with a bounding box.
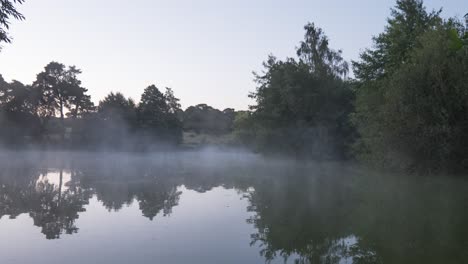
[1,151,467,264]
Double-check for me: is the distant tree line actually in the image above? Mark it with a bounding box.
[183,104,235,135]
[0,62,184,150]
[0,61,240,150]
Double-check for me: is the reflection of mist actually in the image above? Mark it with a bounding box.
[0,151,468,263]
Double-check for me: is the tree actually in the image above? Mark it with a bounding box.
[233,110,256,146]
[164,87,181,114]
[297,23,349,77]
[0,74,9,104]
[351,0,468,171]
[138,85,182,145]
[356,24,468,171]
[31,62,90,144]
[246,23,354,158]
[0,76,41,145]
[353,0,442,81]
[0,0,25,48]
[76,92,137,149]
[98,92,136,122]
[0,76,38,114]
[138,85,169,128]
[67,86,95,119]
[33,62,85,121]
[183,104,235,135]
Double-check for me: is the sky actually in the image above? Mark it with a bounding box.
[0,0,466,110]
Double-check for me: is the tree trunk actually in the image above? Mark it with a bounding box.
[60,99,65,142]
[58,169,63,206]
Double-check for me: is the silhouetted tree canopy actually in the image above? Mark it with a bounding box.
[138,85,183,145]
[0,0,24,47]
[1,0,468,173]
[183,104,235,135]
[241,23,355,159]
[98,92,136,123]
[0,75,41,145]
[33,62,87,120]
[352,0,468,172]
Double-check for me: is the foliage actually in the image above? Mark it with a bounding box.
[352,0,468,172]
[353,0,442,81]
[98,92,136,123]
[183,104,235,135]
[0,63,184,150]
[244,23,354,159]
[0,0,25,47]
[138,85,183,145]
[33,62,92,120]
[0,75,41,145]
[1,0,468,171]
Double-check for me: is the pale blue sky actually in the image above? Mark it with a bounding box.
[0,0,466,110]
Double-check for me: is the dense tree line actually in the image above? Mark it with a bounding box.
[0,62,184,150]
[352,0,468,172]
[0,62,240,150]
[2,0,468,172]
[236,0,468,172]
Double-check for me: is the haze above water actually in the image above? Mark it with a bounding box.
[1,150,467,264]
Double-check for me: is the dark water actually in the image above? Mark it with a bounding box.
[1,151,468,264]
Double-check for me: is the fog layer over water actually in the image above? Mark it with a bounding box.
[1,150,468,264]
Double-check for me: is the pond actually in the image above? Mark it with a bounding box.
[1,151,467,264]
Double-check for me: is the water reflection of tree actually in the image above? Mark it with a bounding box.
[30,170,91,239]
[0,164,41,219]
[245,165,376,264]
[244,163,468,264]
[76,162,183,220]
[1,154,250,239]
[0,164,91,239]
[3,153,468,263]
[136,183,181,220]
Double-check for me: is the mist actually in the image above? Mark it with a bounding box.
[2,0,468,263]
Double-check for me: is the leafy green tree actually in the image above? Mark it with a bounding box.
[233,110,256,146]
[0,75,41,145]
[67,86,95,119]
[33,62,85,121]
[183,104,235,135]
[0,76,38,114]
[77,92,137,149]
[297,23,349,77]
[246,23,354,158]
[0,0,25,48]
[351,0,468,171]
[98,92,136,122]
[138,85,182,145]
[138,85,170,128]
[164,87,181,114]
[353,0,442,81]
[32,62,89,144]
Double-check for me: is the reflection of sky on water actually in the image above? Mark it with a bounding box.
[0,185,281,264]
[1,152,468,264]
[36,170,72,191]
